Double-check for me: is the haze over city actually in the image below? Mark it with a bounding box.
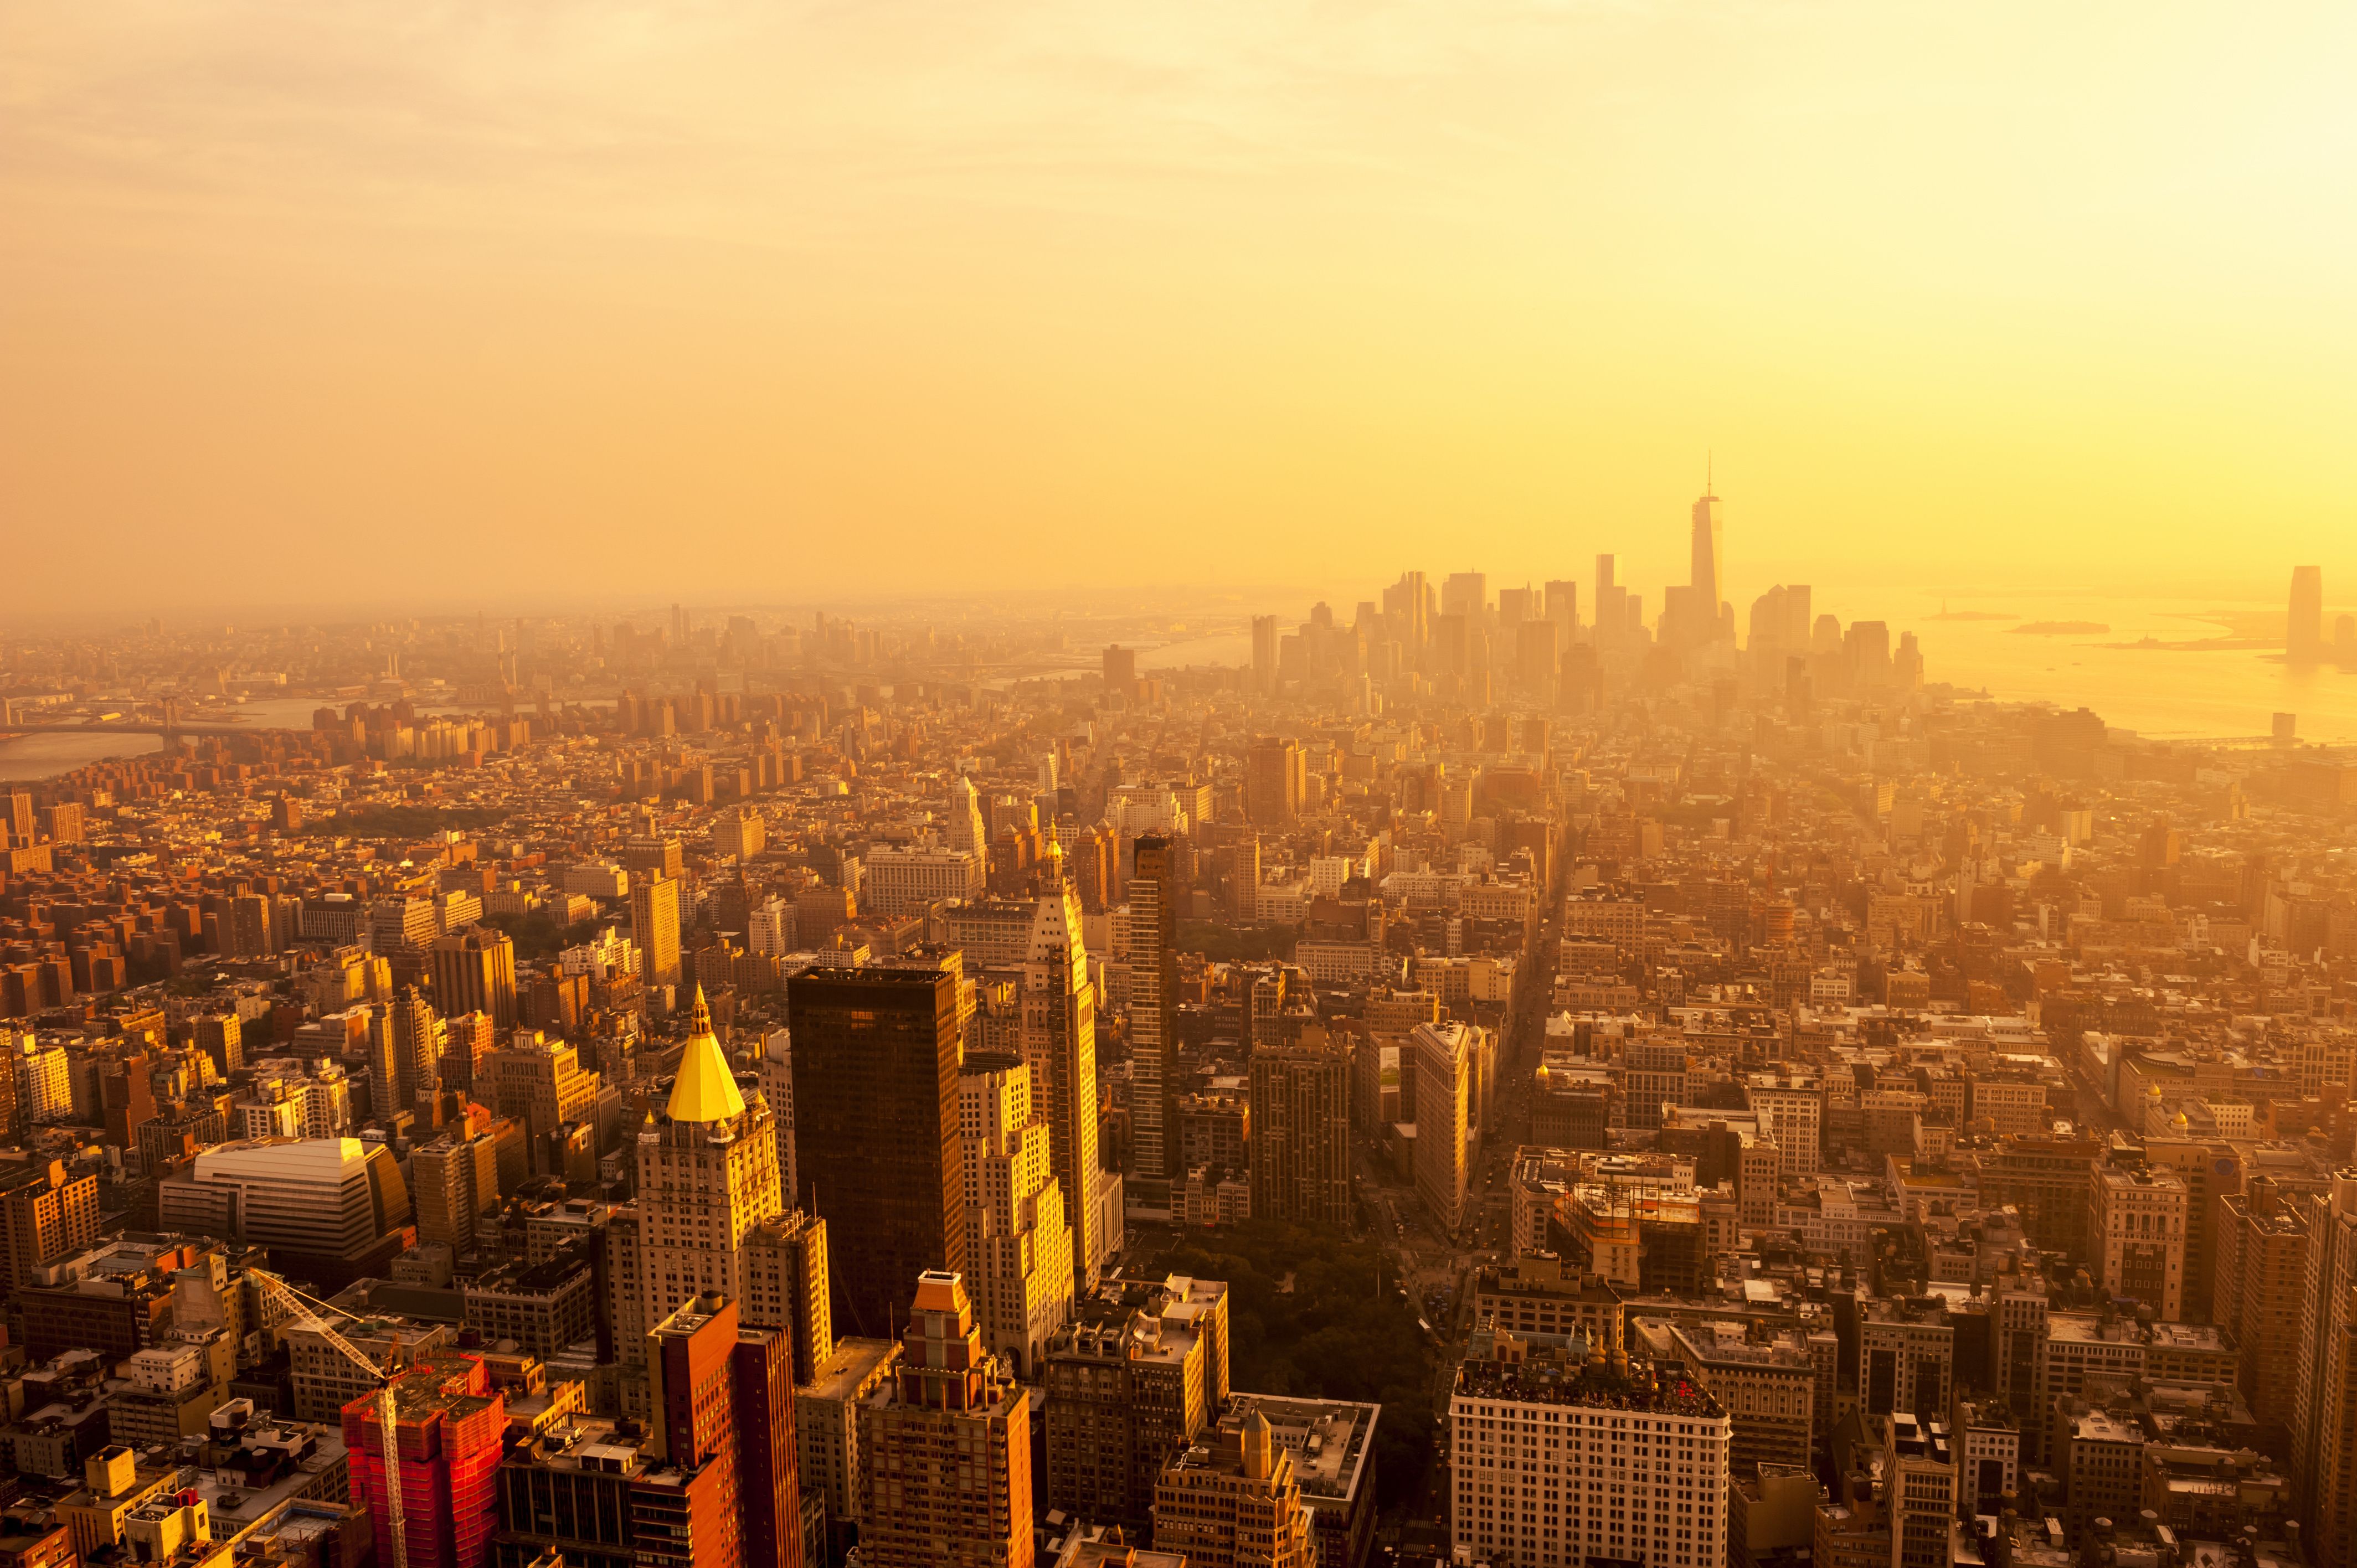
[4,1,2355,612]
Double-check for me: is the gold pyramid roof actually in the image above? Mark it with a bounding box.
[666,985,747,1123]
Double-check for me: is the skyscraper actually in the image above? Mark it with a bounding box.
[641,1292,805,1568]
[1246,736,1304,828]
[1413,1020,1470,1240]
[2291,565,2326,660]
[1023,874,1106,1298]
[1691,482,1725,621]
[2292,1170,2357,1566]
[855,1272,1033,1568]
[1248,1025,1353,1227]
[1250,615,1280,693]
[957,1052,1073,1377]
[429,926,516,1030]
[948,774,987,856]
[787,966,967,1339]
[1129,834,1180,1184]
[631,988,784,1411]
[631,872,683,991]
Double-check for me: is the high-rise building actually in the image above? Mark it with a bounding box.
[1155,1407,1318,1568]
[635,988,785,1361]
[1691,483,1725,625]
[1448,1325,1731,1568]
[0,1158,100,1296]
[1413,1020,1471,1239]
[341,1352,505,1568]
[1884,1414,1955,1568]
[642,1292,804,1568]
[631,873,683,991]
[156,1137,411,1291]
[1247,1026,1352,1226]
[2293,1170,2357,1566]
[787,966,966,1339]
[856,1271,1034,1568]
[430,926,516,1030]
[1044,1273,1230,1532]
[948,775,987,856]
[2291,566,2327,660]
[958,1052,1072,1378]
[745,1210,832,1384]
[1022,876,1105,1298]
[1128,834,1180,1184]
[1246,736,1303,829]
[2089,1164,2188,1320]
[481,1031,600,1179]
[1251,615,1279,693]
[713,806,765,862]
[411,1129,501,1254]
[1544,578,1579,628]
[1103,643,1137,693]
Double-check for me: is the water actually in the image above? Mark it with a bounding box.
[1844,591,2357,742]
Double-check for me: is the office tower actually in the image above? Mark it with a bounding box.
[631,873,683,991]
[193,1012,243,1079]
[948,774,987,855]
[958,1053,1073,1377]
[341,1352,505,1568]
[746,1210,832,1383]
[1022,876,1105,1298]
[856,1272,1033,1568]
[1251,615,1279,693]
[1545,578,1579,628]
[640,1293,805,1568]
[429,926,516,1030]
[1594,553,1625,647]
[1497,584,1532,624]
[1691,482,1725,622]
[2293,1172,2357,1566]
[1413,1021,1471,1239]
[1246,736,1304,828]
[1885,1415,1956,1568]
[713,806,765,862]
[482,1031,600,1178]
[2291,566,2326,659]
[636,988,785,1342]
[370,896,439,955]
[411,1129,500,1254]
[1103,643,1137,693]
[1129,834,1180,1183]
[788,966,966,1339]
[229,891,275,957]
[1450,1329,1731,1568]
[0,1158,100,1296]
[2216,1181,2305,1428]
[1515,618,1558,702]
[1046,1274,1232,1534]
[1157,1409,1319,1568]
[1442,572,1489,620]
[1384,570,1431,660]
[158,1137,414,1291]
[1248,1027,1352,1226]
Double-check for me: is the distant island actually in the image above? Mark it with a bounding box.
[2012,620,2109,635]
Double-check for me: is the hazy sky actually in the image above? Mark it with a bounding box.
[3,0,2353,617]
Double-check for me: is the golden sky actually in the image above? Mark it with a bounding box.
[2,0,2352,616]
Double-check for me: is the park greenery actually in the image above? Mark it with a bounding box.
[1160,1219,1438,1509]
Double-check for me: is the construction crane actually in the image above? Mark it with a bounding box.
[253,1273,407,1568]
